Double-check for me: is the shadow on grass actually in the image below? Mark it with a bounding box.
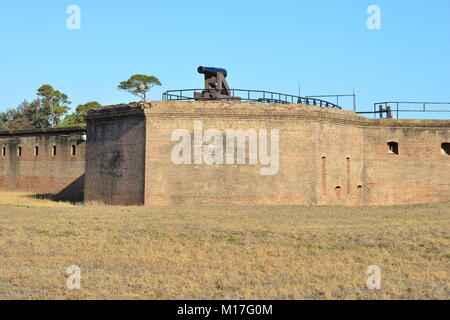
[28,193,84,205]
[25,174,85,205]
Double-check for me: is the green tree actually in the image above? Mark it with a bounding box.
[23,99,49,128]
[62,101,102,127]
[36,84,71,128]
[0,110,9,130]
[0,107,25,131]
[117,74,161,102]
[0,100,48,131]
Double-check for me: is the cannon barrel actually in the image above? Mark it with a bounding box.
[197,66,228,78]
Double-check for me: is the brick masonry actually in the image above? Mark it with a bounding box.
[84,105,146,205]
[85,101,450,206]
[0,128,86,200]
[1,101,449,206]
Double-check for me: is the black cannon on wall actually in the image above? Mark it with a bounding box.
[197,66,228,78]
[194,66,241,101]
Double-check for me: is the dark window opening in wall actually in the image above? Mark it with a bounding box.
[357,185,363,200]
[441,143,450,156]
[71,145,76,156]
[388,142,399,155]
[321,157,327,195]
[52,146,57,157]
[34,146,39,157]
[346,157,351,194]
[17,146,22,157]
[335,186,342,200]
[2,147,5,157]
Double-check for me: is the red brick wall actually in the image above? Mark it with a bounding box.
[144,115,315,205]
[363,122,450,205]
[83,102,450,206]
[142,101,370,206]
[313,121,365,206]
[0,128,86,200]
[85,106,146,205]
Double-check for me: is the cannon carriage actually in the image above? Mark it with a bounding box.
[194,66,241,101]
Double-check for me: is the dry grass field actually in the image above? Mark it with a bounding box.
[0,192,448,300]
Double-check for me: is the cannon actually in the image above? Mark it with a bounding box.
[197,66,228,78]
[194,66,240,101]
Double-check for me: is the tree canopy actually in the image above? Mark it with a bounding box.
[61,101,102,127]
[36,84,71,128]
[118,74,161,102]
[1,74,166,131]
[0,100,49,131]
[0,85,89,131]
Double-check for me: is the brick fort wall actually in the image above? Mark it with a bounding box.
[0,128,86,200]
[1,102,448,206]
[85,101,450,206]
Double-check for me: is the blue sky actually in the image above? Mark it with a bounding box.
[0,0,449,116]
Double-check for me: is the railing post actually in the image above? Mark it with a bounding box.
[387,106,392,119]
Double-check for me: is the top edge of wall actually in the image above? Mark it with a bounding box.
[84,101,450,128]
[0,127,86,137]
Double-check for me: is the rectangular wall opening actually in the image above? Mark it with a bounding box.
[346,157,351,194]
[335,186,342,200]
[321,157,327,195]
[388,142,399,155]
[442,143,450,155]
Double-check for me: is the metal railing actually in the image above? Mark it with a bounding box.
[356,102,450,119]
[306,93,357,112]
[162,89,342,109]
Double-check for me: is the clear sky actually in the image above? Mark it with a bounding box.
[0,0,449,116]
